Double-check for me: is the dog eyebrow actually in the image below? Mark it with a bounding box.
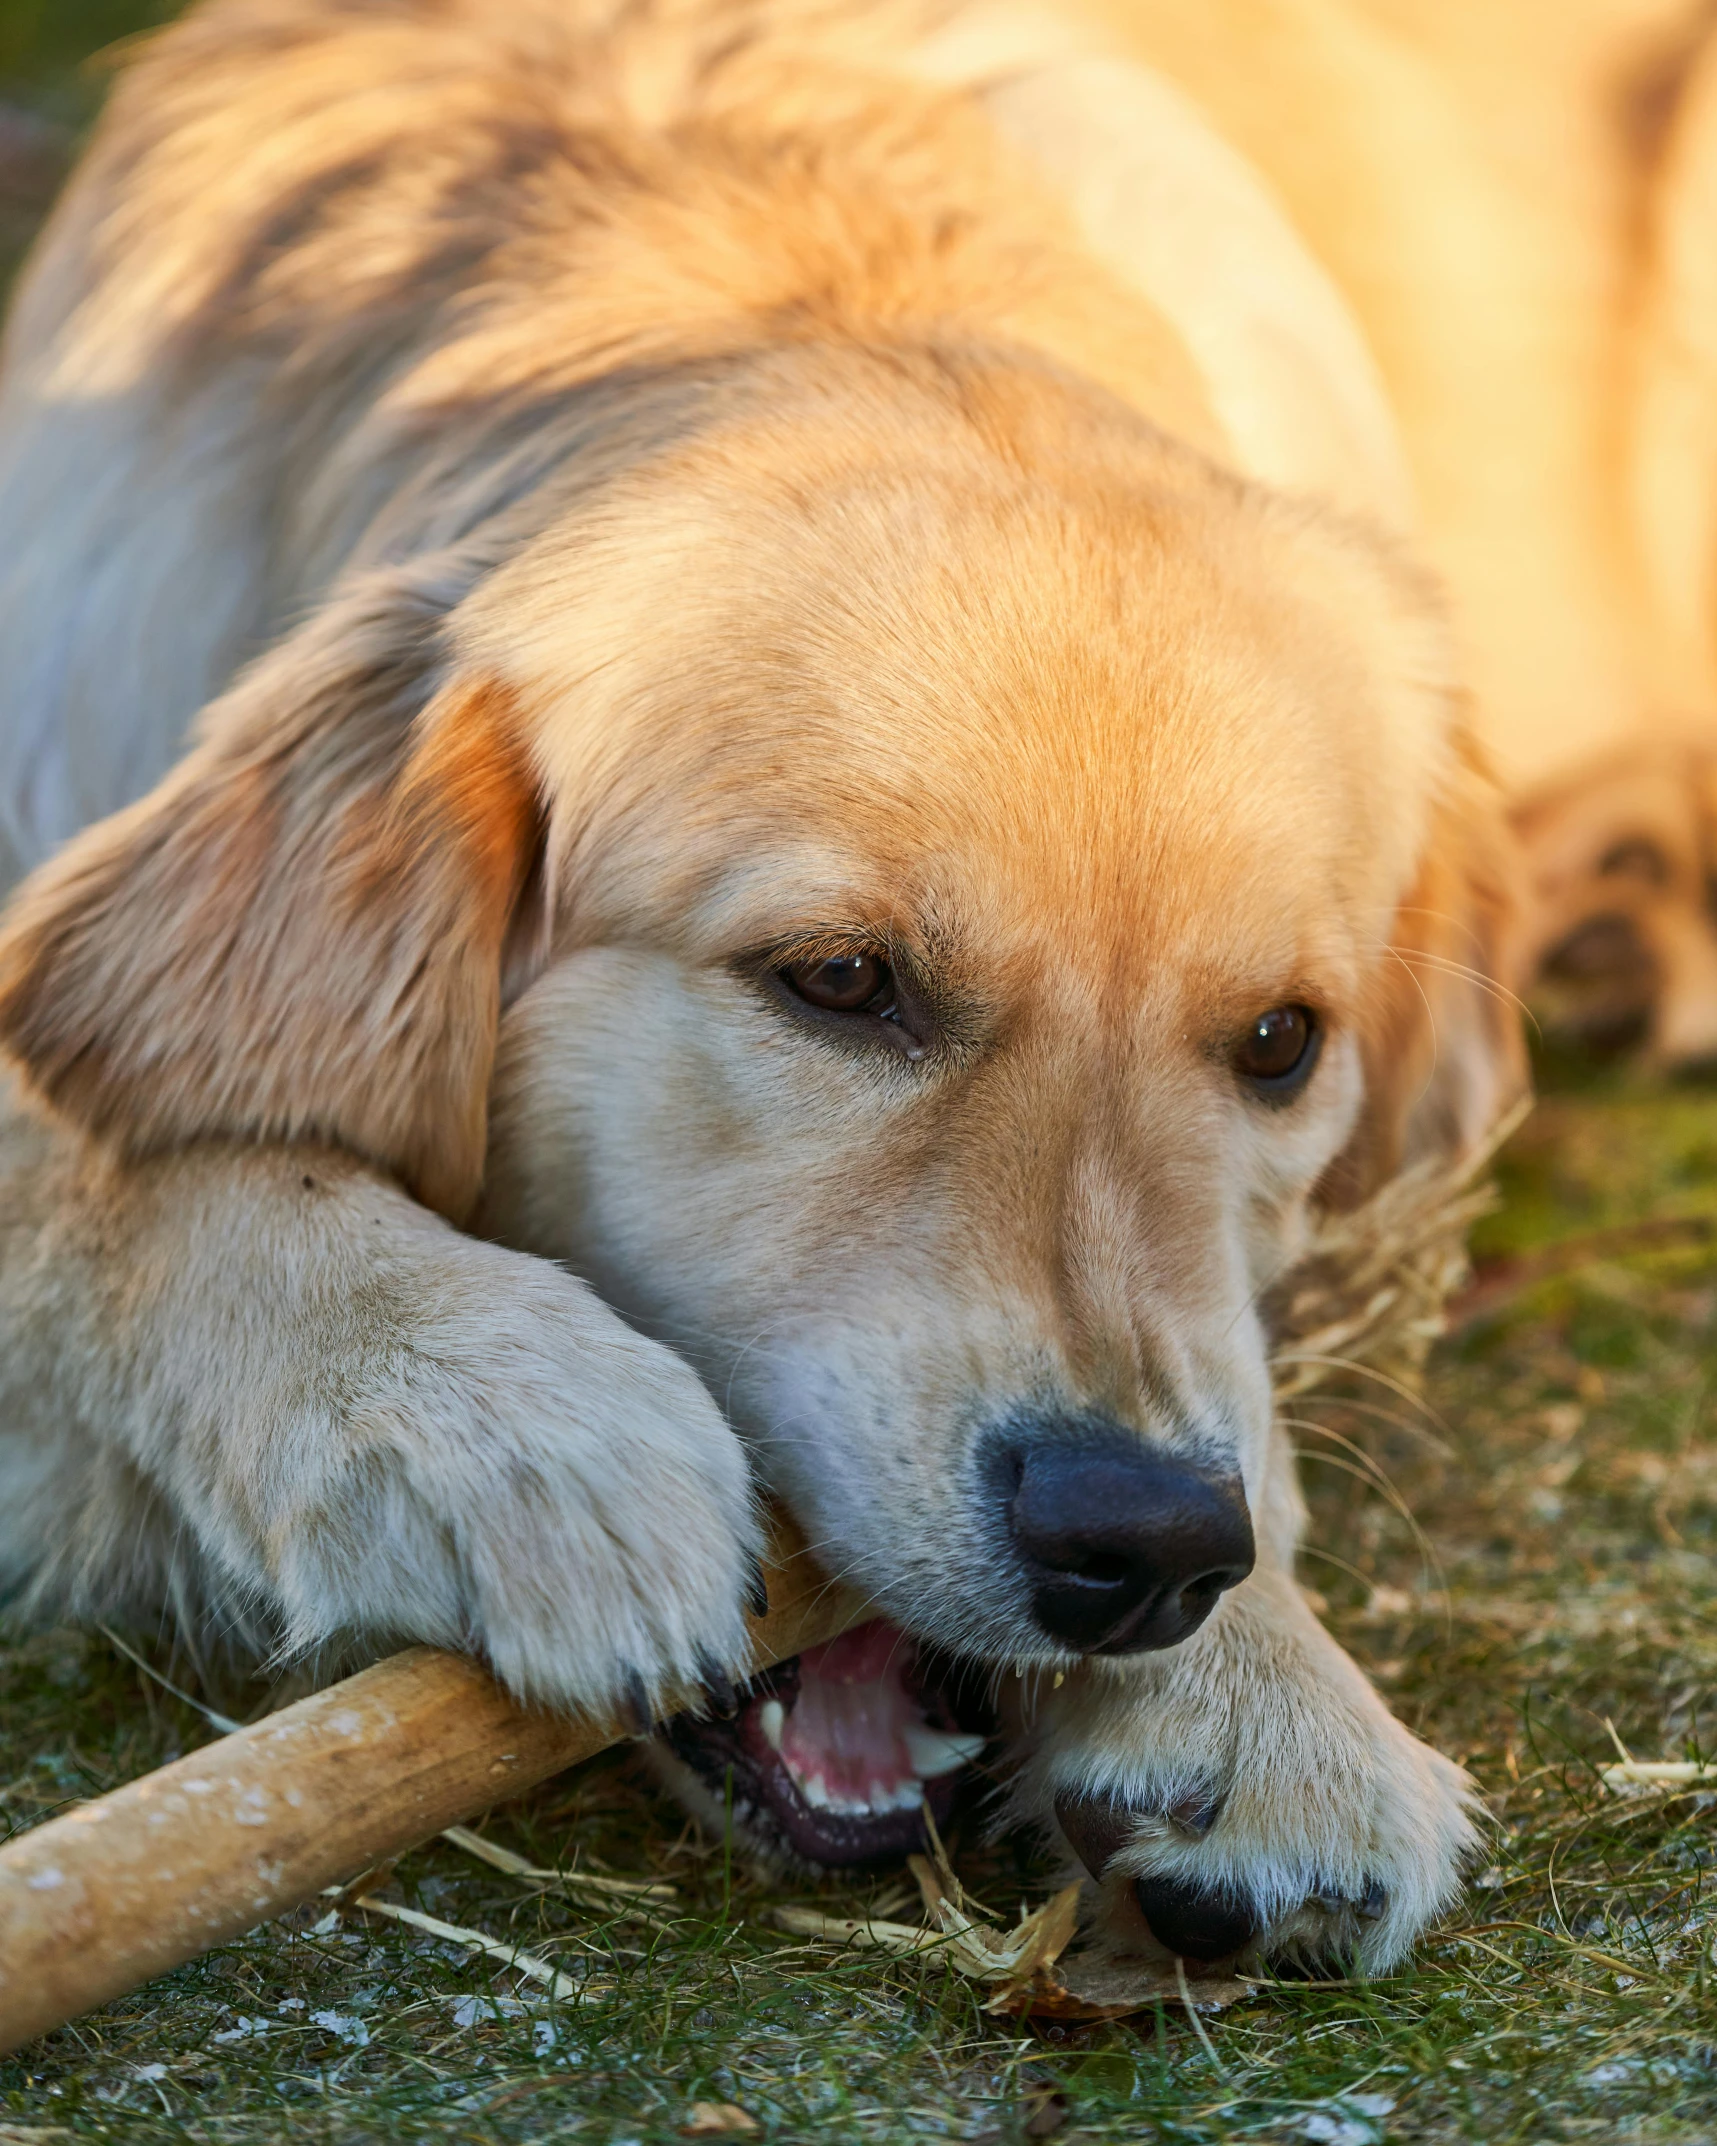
[733,892,959,967]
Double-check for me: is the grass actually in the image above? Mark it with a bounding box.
[7,1059,1717,2140]
[2,5,1717,2137]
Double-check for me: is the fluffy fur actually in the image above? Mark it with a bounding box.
[12,0,1703,1974]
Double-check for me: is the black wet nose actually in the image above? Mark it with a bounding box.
[997,1423,1255,1654]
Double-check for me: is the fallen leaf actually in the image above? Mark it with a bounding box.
[986,1978,1139,2024]
[1055,1950,1255,2016]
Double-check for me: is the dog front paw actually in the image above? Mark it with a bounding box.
[1011,1572,1478,1974]
[430,1295,763,1726]
[211,1186,765,1722]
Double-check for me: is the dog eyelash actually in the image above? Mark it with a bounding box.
[779,950,898,1018]
[751,945,932,1060]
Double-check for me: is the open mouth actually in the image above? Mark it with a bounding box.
[660,1620,992,1867]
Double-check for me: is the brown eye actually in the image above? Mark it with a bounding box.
[782,951,895,1015]
[1234,1004,1320,1096]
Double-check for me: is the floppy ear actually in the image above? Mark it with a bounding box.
[1322,740,1530,1209]
[0,569,544,1221]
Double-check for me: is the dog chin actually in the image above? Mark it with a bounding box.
[649,1619,997,1870]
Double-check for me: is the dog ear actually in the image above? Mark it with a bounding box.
[0,571,545,1221]
[1321,741,1529,1208]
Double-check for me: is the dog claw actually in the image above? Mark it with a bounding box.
[1134,1872,1257,1963]
[1310,1875,1388,1921]
[745,1559,770,1620]
[697,1650,740,1719]
[1054,1791,1137,1880]
[619,1671,655,1738]
[1055,1781,1227,1878]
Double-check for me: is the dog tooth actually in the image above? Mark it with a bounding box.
[801,1772,831,1809]
[903,1725,985,1779]
[860,1782,917,1816]
[759,1699,785,1752]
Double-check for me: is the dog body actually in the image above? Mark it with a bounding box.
[4,0,1667,1972]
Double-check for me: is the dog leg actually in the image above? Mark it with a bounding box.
[1000,1430,1477,1974]
[0,1084,761,1719]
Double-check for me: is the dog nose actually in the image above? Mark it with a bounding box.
[998,1423,1255,1654]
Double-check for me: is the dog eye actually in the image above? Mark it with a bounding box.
[1234,1005,1320,1097]
[781,951,896,1016]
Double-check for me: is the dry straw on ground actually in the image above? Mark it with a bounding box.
[1267,1099,1531,1405]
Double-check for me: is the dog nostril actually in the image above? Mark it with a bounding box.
[1134,1872,1257,1963]
[1064,1550,1133,1586]
[998,1423,1255,1656]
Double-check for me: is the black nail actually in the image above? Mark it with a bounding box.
[1053,1792,1136,1880]
[1134,1872,1257,1962]
[697,1650,740,1719]
[746,1559,770,1619]
[1356,1877,1388,1921]
[619,1671,655,1738]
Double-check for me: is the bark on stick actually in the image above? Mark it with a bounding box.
[0,1525,860,2054]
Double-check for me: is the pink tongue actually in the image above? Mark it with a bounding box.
[799,1619,912,1685]
[780,1620,921,1807]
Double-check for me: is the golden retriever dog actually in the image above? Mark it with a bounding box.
[15,0,1710,1979]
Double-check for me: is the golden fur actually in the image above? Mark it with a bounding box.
[6,0,1712,1972]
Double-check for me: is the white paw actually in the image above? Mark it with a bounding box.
[225,1200,763,1722]
[1005,1571,1478,1973]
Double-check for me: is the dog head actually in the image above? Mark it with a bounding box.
[0,342,1523,1668]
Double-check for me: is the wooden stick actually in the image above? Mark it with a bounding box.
[0,1525,863,2055]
